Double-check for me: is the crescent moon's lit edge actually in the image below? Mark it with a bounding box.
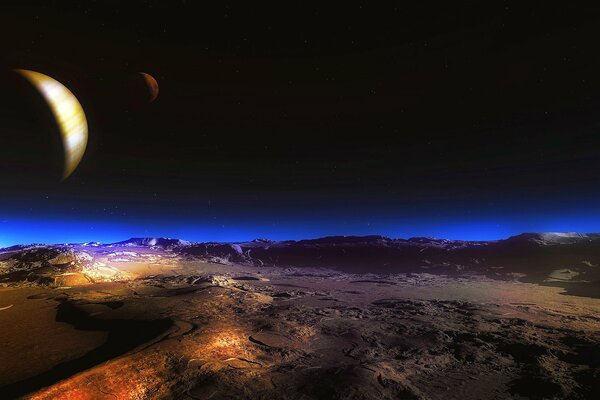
[16,69,88,180]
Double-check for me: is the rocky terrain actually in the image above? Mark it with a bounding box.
[1,233,600,399]
[177,232,600,287]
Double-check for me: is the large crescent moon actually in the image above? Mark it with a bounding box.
[15,69,88,180]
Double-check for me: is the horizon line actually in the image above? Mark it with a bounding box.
[0,231,592,248]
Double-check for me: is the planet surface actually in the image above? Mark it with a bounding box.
[140,72,159,102]
[2,233,600,399]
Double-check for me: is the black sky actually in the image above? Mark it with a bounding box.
[2,2,600,240]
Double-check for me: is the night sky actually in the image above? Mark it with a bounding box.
[2,3,600,245]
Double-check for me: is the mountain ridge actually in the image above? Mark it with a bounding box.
[3,231,600,297]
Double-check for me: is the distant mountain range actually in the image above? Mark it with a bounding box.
[172,233,600,279]
[2,232,600,297]
[110,237,191,248]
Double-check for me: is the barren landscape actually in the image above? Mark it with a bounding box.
[1,233,600,399]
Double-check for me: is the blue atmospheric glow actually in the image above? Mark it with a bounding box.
[4,206,600,247]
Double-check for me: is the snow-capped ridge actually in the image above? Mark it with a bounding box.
[110,237,190,248]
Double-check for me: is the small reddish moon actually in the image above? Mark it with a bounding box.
[140,72,159,102]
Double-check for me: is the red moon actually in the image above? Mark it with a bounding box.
[140,72,159,102]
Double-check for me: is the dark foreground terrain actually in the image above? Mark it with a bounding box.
[1,233,600,399]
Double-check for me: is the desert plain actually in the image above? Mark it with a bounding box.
[1,234,600,399]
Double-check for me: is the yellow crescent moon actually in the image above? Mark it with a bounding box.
[15,69,88,180]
